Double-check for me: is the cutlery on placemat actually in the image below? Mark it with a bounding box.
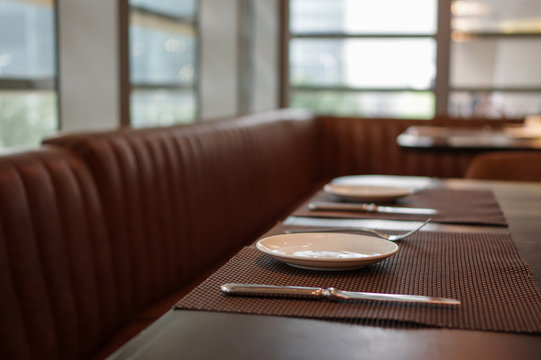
[221,283,460,305]
[283,218,431,241]
[308,201,438,215]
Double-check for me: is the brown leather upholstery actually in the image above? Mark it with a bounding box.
[0,148,113,359]
[466,151,541,181]
[42,109,323,357]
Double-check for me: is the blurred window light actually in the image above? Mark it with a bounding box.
[451,0,541,33]
[289,0,437,119]
[291,0,437,34]
[451,1,491,16]
[0,0,58,150]
[128,0,198,127]
[289,0,541,118]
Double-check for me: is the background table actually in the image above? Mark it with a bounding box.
[397,126,541,151]
[109,179,541,360]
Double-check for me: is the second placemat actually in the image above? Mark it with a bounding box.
[292,188,507,226]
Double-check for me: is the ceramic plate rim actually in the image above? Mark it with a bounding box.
[323,183,413,201]
[330,175,434,191]
[256,233,399,269]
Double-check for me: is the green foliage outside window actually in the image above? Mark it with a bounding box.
[0,94,57,150]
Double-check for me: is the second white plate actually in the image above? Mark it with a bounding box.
[324,183,413,202]
[256,233,398,271]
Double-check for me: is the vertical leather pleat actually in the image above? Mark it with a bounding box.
[0,148,112,359]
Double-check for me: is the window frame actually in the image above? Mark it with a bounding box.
[125,1,200,127]
[282,0,447,117]
[282,0,541,118]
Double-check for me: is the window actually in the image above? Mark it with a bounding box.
[129,0,198,127]
[449,0,541,118]
[288,0,437,119]
[0,0,57,151]
[287,0,541,119]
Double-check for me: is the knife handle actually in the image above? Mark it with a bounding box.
[221,283,325,298]
[308,201,370,212]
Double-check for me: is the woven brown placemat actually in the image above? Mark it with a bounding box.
[176,231,541,333]
[292,188,507,226]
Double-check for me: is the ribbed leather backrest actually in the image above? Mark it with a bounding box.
[0,148,114,359]
[44,109,322,324]
[317,116,523,178]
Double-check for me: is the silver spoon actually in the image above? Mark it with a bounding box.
[284,218,431,241]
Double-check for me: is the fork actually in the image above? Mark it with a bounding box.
[283,218,431,241]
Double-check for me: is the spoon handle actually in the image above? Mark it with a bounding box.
[284,227,371,234]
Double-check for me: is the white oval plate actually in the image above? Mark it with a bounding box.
[256,233,398,271]
[324,183,413,202]
[331,175,434,192]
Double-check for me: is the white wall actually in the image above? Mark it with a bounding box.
[57,0,120,131]
[199,0,280,119]
[199,0,240,120]
[250,0,279,112]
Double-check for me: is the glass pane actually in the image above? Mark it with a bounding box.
[0,91,57,150]
[290,0,437,34]
[0,0,55,78]
[131,89,196,127]
[449,91,541,118]
[290,91,435,119]
[451,38,541,88]
[451,0,541,33]
[129,0,196,18]
[130,24,196,85]
[290,39,436,89]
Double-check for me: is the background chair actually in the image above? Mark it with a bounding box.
[465,151,541,182]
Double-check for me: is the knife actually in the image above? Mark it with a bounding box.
[308,201,438,215]
[221,283,460,305]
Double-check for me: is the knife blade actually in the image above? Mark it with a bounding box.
[221,283,460,305]
[308,201,438,215]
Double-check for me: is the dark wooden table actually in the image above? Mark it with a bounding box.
[397,126,541,151]
[109,179,541,360]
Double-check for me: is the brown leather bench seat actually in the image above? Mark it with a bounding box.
[0,109,524,359]
[1,110,324,359]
